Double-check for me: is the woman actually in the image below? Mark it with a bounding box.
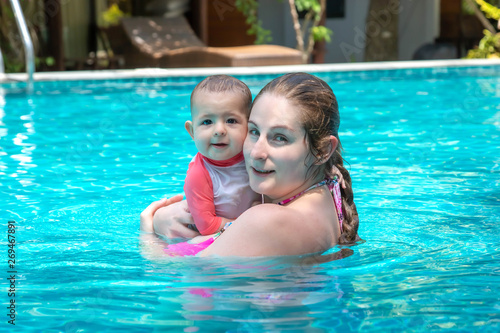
[141,73,360,256]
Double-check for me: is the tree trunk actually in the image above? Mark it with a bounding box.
[312,8,327,64]
[364,0,399,62]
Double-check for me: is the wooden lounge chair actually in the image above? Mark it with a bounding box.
[119,16,304,68]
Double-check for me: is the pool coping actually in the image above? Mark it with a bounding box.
[1,58,500,82]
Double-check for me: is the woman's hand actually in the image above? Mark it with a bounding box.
[330,165,346,189]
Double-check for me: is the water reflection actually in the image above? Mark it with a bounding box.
[140,249,353,332]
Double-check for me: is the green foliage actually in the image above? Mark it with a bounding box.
[234,0,333,48]
[101,4,130,27]
[312,25,332,42]
[465,1,500,58]
[296,0,321,20]
[46,57,55,67]
[466,29,500,58]
[1,2,23,72]
[234,0,272,44]
[0,1,57,72]
[3,58,23,73]
[462,0,476,14]
[35,57,55,68]
[475,0,500,19]
[296,0,332,43]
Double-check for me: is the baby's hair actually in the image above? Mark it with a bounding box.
[191,75,252,116]
[253,72,360,244]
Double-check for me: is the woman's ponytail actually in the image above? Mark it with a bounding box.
[333,152,359,244]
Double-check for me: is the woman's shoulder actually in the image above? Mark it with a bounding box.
[240,203,301,227]
[243,189,332,226]
[201,193,335,256]
[240,202,328,248]
[199,204,303,256]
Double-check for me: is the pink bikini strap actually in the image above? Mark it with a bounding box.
[276,177,344,232]
[277,180,327,206]
[326,177,344,232]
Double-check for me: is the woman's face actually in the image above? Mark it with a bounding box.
[243,93,317,203]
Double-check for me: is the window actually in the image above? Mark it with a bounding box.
[326,0,345,18]
[298,0,345,19]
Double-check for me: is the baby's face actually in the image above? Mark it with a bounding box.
[186,91,248,161]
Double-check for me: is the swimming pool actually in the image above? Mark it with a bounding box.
[1,61,499,332]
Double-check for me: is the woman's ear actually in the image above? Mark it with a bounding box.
[184,121,194,139]
[315,136,339,164]
[326,135,339,159]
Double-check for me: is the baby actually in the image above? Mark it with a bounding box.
[183,75,258,236]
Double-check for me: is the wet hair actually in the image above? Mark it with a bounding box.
[191,75,252,117]
[253,72,360,244]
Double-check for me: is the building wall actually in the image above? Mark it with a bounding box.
[323,0,370,63]
[258,1,290,47]
[398,0,440,60]
[259,0,440,63]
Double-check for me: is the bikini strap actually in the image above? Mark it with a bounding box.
[277,180,327,206]
[212,221,233,240]
[275,177,343,231]
[326,177,344,232]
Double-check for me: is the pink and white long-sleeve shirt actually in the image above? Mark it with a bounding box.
[184,152,256,235]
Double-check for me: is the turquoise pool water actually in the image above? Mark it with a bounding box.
[1,65,499,332]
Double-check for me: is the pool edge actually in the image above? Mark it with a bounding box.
[1,58,500,83]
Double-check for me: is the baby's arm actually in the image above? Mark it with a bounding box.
[184,160,233,235]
